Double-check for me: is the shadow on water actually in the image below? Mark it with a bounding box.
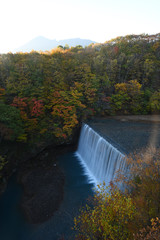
[0,152,94,240]
[28,152,94,240]
[0,176,34,240]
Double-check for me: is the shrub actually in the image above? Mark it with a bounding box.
[117,147,160,229]
[133,218,160,240]
[74,183,136,240]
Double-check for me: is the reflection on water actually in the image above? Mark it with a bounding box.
[0,176,34,240]
[28,152,94,240]
[0,152,94,240]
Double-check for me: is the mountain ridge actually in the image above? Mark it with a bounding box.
[15,36,96,52]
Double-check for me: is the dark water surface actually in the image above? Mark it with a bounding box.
[0,176,34,240]
[88,118,160,154]
[0,152,94,240]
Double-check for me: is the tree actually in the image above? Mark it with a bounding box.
[117,148,160,229]
[0,103,24,141]
[148,90,160,113]
[74,183,136,240]
[64,44,69,50]
[111,80,143,114]
[133,218,160,240]
[0,155,7,180]
[47,88,86,139]
[57,45,64,49]
[0,88,5,102]
[11,97,45,142]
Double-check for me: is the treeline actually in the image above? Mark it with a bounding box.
[0,33,160,146]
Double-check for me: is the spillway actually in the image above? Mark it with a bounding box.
[76,124,126,186]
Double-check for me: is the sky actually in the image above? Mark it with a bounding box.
[0,0,159,53]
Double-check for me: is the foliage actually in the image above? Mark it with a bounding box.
[48,88,86,138]
[0,103,24,140]
[117,147,160,229]
[74,183,136,240]
[74,147,160,240]
[11,97,44,118]
[0,155,7,179]
[0,33,160,237]
[0,88,5,102]
[148,90,160,113]
[0,33,159,144]
[133,218,160,240]
[11,97,45,142]
[110,80,143,115]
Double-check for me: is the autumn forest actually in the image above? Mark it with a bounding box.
[0,33,160,239]
[0,33,160,146]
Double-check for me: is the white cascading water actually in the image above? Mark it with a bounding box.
[76,124,126,186]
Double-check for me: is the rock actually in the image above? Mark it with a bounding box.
[121,118,127,122]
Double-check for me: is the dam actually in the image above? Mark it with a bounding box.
[76,124,125,186]
[76,116,160,186]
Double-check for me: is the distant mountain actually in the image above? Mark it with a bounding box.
[58,38,96,48]
[14,36,96,52]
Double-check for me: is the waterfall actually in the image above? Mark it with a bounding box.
[76,124,126,186]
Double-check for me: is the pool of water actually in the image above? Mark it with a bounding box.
[0,151,94,240]
[0,176,34,240]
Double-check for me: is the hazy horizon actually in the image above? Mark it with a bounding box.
[0,0,160,53]
[13,36,97,53]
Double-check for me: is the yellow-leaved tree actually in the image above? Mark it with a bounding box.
[74,183,136,240]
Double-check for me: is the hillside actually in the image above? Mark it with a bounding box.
[0,32,160,170]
